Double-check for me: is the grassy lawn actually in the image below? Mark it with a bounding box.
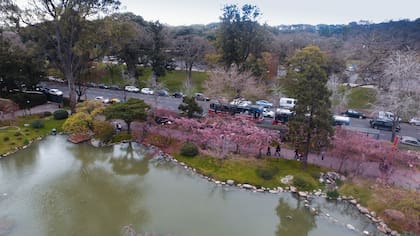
[174,154,327,190]
[137,68,208,93]
[90,64,209,93]
[347,87,377,109]
[0,115,65,155]
[339,178,419,234]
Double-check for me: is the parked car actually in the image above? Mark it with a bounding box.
[141,87,154,95]
[155,116,173,125]
[125,85,140,93]
[256,100,273,108]
[194,93,210,101]
[370,118,400,132]
[399,136,420,147]
[230,98,252,107]
[172,92,185,98]
[98,84,109,89]
[48,88,63,96]
[341,109,366,119]
[333,115,350,126]
[109,98,121,104]
[156,89,169,96]
[263,108,275,118]
[94,96,109,104]
[409,117,420,126]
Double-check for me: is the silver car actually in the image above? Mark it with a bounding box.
[399,136,420,147]
[409,117,420,126]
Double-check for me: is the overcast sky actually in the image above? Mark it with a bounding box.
[121,0,419,26]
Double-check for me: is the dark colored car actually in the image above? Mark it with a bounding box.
[194,93,210,101]
[370,118,400,132]
[173,92,185,98]
[156,90,169,96]
[98,84,109,89]
[341,109,366,119]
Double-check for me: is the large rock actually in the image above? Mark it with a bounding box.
[226,180,235,185]
[384,209,406,221]
[242,184,254,189]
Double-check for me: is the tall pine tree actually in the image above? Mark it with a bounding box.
[285,46,333,169]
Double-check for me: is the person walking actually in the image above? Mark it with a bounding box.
[294,148,299,160]
[266,146,271,156]
[275,144,281,157]
[321,150,325,160]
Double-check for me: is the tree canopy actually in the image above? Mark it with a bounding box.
[285,46,334,169]
[104,98,150,132]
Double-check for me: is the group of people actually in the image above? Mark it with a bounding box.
[266,144,282,157]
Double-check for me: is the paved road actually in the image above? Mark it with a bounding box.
[41,82,420,141]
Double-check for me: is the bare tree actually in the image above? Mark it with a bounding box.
[204,67,267,101]
[376,50,420,141]
[174,35,213,94]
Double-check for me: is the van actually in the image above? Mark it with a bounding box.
[279,97,297,109]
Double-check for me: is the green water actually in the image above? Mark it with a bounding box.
[0,136,383,236]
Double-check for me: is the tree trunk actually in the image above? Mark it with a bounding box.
[126,121,131,133]
[65,72,77,113]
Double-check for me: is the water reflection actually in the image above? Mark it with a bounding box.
[109,142,149,176]
[276,197,316,236]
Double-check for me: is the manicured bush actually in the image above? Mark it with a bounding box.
[3,136,10,142]
[327,190,340,199]
[53,109,69,120]
[180,142,199,157]
[14,132,21,136]
[93,121,115,143]
[292,174,317,191]
[256,167,279,180]
[31,120,44,129]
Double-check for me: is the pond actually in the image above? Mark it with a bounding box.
[0,136,383,236]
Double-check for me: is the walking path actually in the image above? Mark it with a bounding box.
[1,103,419,190]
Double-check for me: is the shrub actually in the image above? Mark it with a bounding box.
[3,136,10,142]
[327,190,340,199]
[53,109,69,120]
[31,120,44,129]
[93,121,115,143]
[293,174,317,191]
[256,167,279,180]
[10,91,47,108]
[111,131,133,143]
[43,111,52,117]
[14,132,21,137]
[180,142,199,157]
[23,139,29,145]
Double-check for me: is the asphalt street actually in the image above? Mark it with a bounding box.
[41,81,420,141]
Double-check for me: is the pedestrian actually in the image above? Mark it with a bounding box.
[266,146,271,156]
[275,144,281,156]
[294,148,299,160]
[116,123,122,132]
[321,150,325,160]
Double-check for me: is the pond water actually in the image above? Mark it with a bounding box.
[0,136,383,236]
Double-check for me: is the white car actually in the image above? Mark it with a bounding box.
[94,96,109,104]
[141,87,154,95]
[399,136,420,147]
[230,98,252,107]
[48,88,63,96]
[125,85,140,93]
[263,108,275,118]
[409,117,420,126]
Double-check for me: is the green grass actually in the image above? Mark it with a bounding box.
[0,115,66,155]
[138,68,208,93]
[347,87,377,109]
[338,180,373,206]
[174,154,327,190]
[91,64,209,93]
